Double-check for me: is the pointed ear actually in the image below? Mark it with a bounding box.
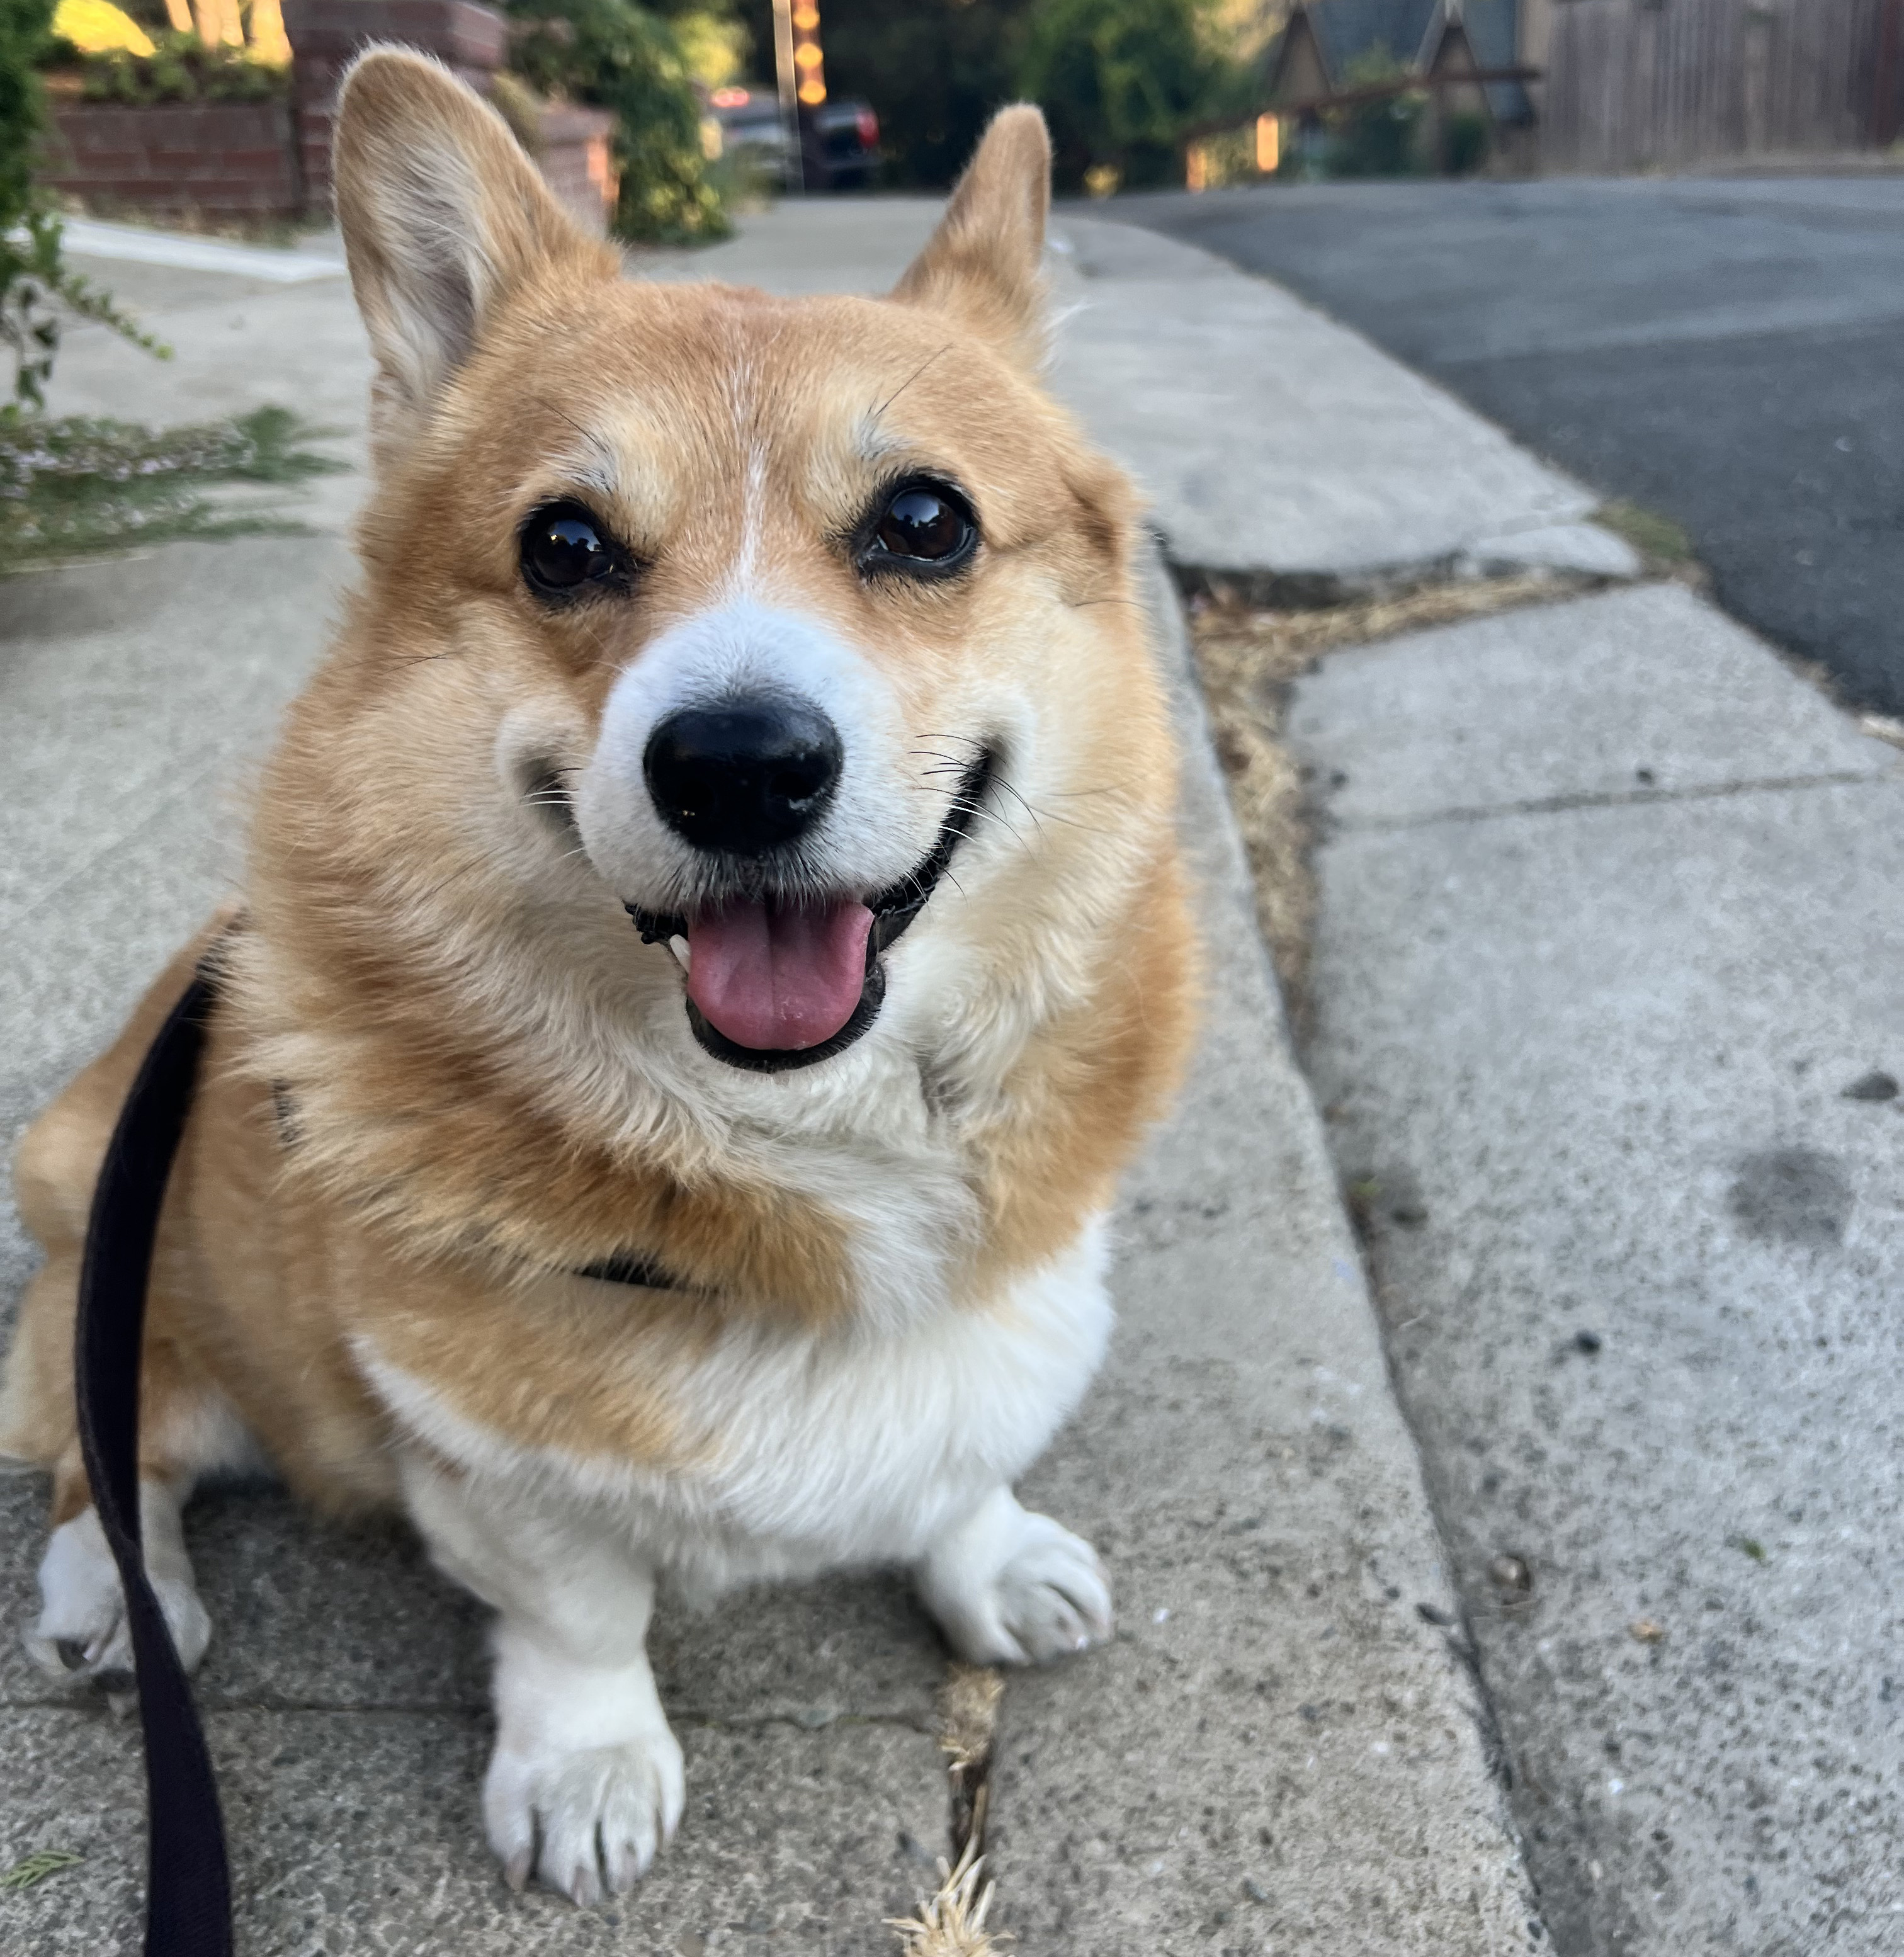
[332,48,617,444]
[890,105,1051,368]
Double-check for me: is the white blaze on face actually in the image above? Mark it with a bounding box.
[573,602,932,1051]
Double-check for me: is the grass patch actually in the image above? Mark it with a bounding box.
[1595,499,1694,567]
[0,405,346,570]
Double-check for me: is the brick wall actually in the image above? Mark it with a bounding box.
[281,0,507,209]
[42,99,303,217]
[536,103,620,237]
[37,3,619,233]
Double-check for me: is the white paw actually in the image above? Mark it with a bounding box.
[484,1625,684,1906]
[23,1500,211,1687]
[485,1727,686,1906]
[919,1488,1114,1667]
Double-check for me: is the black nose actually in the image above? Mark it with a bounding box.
[643,697,843,856]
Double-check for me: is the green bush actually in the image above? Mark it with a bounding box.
[1439,106,1490,176]
[1,0,53,234]
[507,0,728,244]
[737,0,1239,195]
[0,405,344,567]
[1,0,161,413]
[74,31,289,103]
[1016,0,1232,194]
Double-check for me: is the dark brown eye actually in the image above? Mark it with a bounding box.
[870,482,976,570]
[521,501,623,597]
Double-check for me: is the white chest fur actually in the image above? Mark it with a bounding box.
[354,1217,1113,1602]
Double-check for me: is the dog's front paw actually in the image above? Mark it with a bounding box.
[24,1500,211,1688]
[484,1627,685,1907]
[919,1487,1113,1667]
[485,1725,686,1905]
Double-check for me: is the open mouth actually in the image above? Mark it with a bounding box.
[626,749,994,1072]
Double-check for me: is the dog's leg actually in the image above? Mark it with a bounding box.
[915,1483,1114,1665]
[23,1370,257,1688]
[400,1453,683,1905]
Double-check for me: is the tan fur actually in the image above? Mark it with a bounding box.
[2,55,1195,1536]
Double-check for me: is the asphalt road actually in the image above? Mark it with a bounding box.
[1110,175,1904,717]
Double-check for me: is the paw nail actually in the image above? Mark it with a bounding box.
[504,1851,531,1893]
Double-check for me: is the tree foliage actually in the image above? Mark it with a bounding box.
[0,0,54,233]
[739,0,1238,194]
[1017,0,1230,193]
[507,0,730,243]
[0,0,161,412]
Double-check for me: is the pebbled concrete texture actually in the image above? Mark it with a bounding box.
[1291,581,1887,828]
[1045,217,1595,586]
[5,1706,948,1956]
[1289,586,1904,1953]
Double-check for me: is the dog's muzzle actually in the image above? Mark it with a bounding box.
[627,740,994,1073]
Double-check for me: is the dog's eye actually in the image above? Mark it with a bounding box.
[521,501,621,597]
[868,483,975,570]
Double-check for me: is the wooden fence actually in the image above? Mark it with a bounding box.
[1541,0,1898,171]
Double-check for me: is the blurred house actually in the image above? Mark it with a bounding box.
[1267,0,1539,169]
[1266,0,1901,175]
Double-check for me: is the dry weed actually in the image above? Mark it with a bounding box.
[888,1837,1011,1957]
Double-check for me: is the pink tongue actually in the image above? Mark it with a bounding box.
[686,899,874,1052]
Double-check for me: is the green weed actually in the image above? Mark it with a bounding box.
[0,1849,83,1892]
[0,405,346,569]
[1595,499,1694,566]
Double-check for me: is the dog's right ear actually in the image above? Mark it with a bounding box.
[333,49,617,447]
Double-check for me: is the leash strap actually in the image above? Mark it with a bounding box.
[72,960,234,1957]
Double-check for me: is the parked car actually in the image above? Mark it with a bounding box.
[706,84,789,183]
[800,97,879,191]
[704,84,878,192]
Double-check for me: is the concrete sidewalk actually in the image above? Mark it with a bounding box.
[1288,586,1904,1952]
[0,206,1541,1952]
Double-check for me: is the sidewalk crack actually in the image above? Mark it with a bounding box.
[1335,765,1894,836]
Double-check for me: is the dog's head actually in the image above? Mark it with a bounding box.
[305,52,1181,1109]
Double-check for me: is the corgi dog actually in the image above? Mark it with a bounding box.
[0,51,1196,1904]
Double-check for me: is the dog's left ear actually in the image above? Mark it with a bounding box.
[333,48,618,451]
[890,105,1051,369]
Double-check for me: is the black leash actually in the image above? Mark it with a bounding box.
[72,958,233,1957]
[67,953,682,1956]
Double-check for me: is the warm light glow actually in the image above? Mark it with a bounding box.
[798,79,827,105]
[710,86,751,108]
[52,0,154,55]
[1186,144,1208,193]
[1255,113,1280,173]
[793,40,822,67]
[791,3,819,27]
